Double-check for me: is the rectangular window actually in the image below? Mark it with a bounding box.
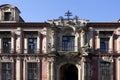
[27,63,38,80]
[100,62,113,80]
[62,36,75,51]
[4,12,12,21]
[2,38,11,53]
[100,38,109,52]
[1,63,12,80]
[28,38,37,53]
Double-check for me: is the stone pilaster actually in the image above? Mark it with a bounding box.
[51,28,58,52]
[113,31,118,80]
[16,57,21,80]
[11,31,16,53]
[0,36,2,53]
[16,27,22,53]
[24,37,27,54]
[81,30,85,47]
[48,58,54,80]
[76,64,81,80]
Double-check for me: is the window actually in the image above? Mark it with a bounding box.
[27,63,38,80]
[62,36,75,51]
[100,38,109,52]
[28,38,37,53]
[2,38,11,53]
[100,62,113,80]
[1,63,12,80]
[4,12,12,21]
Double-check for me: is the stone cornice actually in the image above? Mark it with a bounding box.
[0,23,50,27]
[87,22,120,27]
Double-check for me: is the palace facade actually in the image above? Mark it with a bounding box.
[0,4,120,80]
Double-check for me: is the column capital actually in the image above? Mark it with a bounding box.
[47,57,55,63]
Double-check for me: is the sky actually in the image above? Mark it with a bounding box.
[0,0,120,22]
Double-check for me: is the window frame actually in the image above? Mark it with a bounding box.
[27,62,39,80]
[100,38,109,52]
[1,62,13,80]
[4,12,12,21]
[2,38,11,53]
[28,38,37,53]
[99,62,113,80]
[62,36,75,51]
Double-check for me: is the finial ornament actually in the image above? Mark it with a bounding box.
[65,10,72,20]
[74,16,79,23]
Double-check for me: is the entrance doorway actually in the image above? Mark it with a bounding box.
[60,64,78,80]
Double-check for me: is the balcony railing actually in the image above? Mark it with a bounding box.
[57,46,78,52]
[24,49,41,54]
[0,49,42,54]
[0,49,14,54]
[99,48,113,53]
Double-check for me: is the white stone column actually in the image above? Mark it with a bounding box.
[16,57,21,80]
[41,28,47,53]
[48,58,54,80]
[77,64,81,80]
[51,61,54,80]
[118,59,120,80]
[75,33,79,52]
[16,27,22,53]
[82,62,85,80]
[81,31,85,47]
[117,30,120,53]
[89,27,93,48]
[0,37,2,53]
[23,59,26,80]
[11,32,15,53]
[0,11,1,20]
[37,36,40,53]
[24,38,28,54]
[11,36,14,53]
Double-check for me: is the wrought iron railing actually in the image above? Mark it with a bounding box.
[24,49,41,54]
[99,48,113,53]
[57,46,78,52]
[0,49,14,54]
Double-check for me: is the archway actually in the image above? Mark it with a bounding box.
[60,64,78,80]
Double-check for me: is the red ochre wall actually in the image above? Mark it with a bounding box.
[41,60,48,80]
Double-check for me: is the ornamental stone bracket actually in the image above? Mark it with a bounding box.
[47,57,55,63]
[101,56,113,62]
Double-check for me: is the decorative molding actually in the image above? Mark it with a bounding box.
[24,56,40,62]
[101,56,113,62]
[0,56,13,62]
[47,57,54,62]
